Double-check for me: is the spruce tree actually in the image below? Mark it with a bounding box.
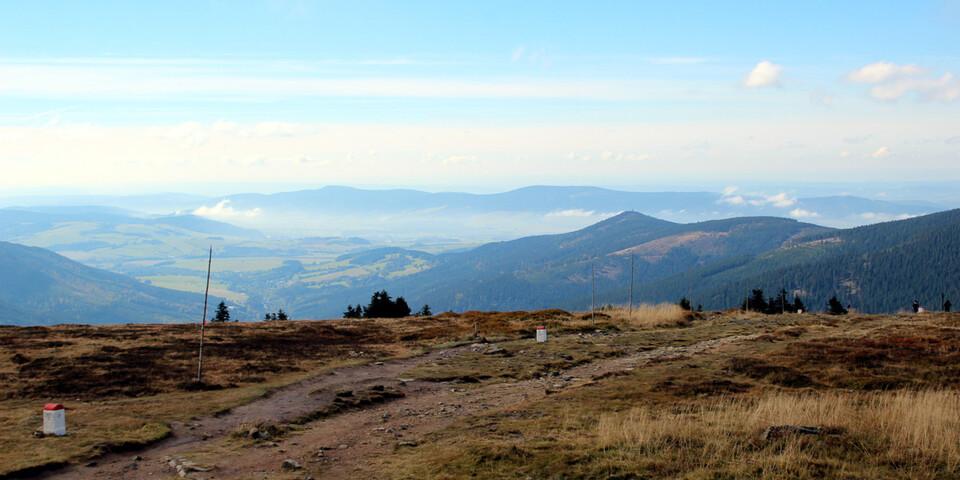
[213,301,230,322]
[395,297,411,317]
[744,289,768,313]
[827,296,848,315]
[793,296,806,313]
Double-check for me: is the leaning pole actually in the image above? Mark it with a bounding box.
[196,246,213,383]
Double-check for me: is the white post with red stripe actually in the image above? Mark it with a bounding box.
[42,403,66,436]
[536,326,547,343]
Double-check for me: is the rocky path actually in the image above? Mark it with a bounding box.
[41,346,469,479]
[41,333,760,479]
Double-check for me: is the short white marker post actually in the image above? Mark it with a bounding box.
[43,403,66,436]
[536,326,547,343]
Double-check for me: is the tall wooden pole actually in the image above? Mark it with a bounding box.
[196,246,212,383]
[628,255,635,315]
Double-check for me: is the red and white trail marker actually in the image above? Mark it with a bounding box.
[536,326,547,343]
[42,403,66,436]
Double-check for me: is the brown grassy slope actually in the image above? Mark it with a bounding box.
[0,310,598,476]
[381,312,960,479]
[0,310,594,401]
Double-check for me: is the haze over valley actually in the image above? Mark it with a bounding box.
[1,184,957,324]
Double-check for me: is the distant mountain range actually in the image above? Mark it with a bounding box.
[644,209,960,313]
[3,207,958,325]
[0,207,263,242]
[1,188,957,323]
[0,241,212,326]
[305,209,960,317]
[208,185,939,237]
[2,186,945,240]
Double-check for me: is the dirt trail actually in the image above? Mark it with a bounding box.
[41,333,760,480]
[40,346,469,479]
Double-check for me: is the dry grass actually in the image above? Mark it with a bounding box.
[602,303,690,328]
[0,378,289,476]
[0,313,562,476]
[381,314,960,479]
[597,389,960,475]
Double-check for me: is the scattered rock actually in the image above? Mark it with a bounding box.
[338,443,349,449]
[281,458,302,471]
[396,440,419,448]
[32,430,45,438]
[167,456,214,477]
[237,422,284,441]
[132,455,143,462]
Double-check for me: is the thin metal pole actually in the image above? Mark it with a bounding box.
[628,255,634,316]
[591,262,596,323]
[196,246,212,383]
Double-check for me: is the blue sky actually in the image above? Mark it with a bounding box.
[0,1,958,193]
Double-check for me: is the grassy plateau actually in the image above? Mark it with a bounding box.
[2,307,960,479]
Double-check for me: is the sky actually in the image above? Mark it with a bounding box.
[1,1,959,194]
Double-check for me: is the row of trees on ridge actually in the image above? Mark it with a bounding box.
[343,290,431,318]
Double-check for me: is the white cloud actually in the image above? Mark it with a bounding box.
[871,146,890,158]
[718,186,746,205]
[869,73,960,102]
[2,119,958,190]
[789,208,819,218]
[848,62,959,102]
[860,212,915,222]
[721,195,746,205]
[766,192,797,208]
[744,61,783,88]
[735,192,798,208]
[546,209,598,218]
[193,200,262,219]
[0,59,703,102]
[847,62,923,84]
